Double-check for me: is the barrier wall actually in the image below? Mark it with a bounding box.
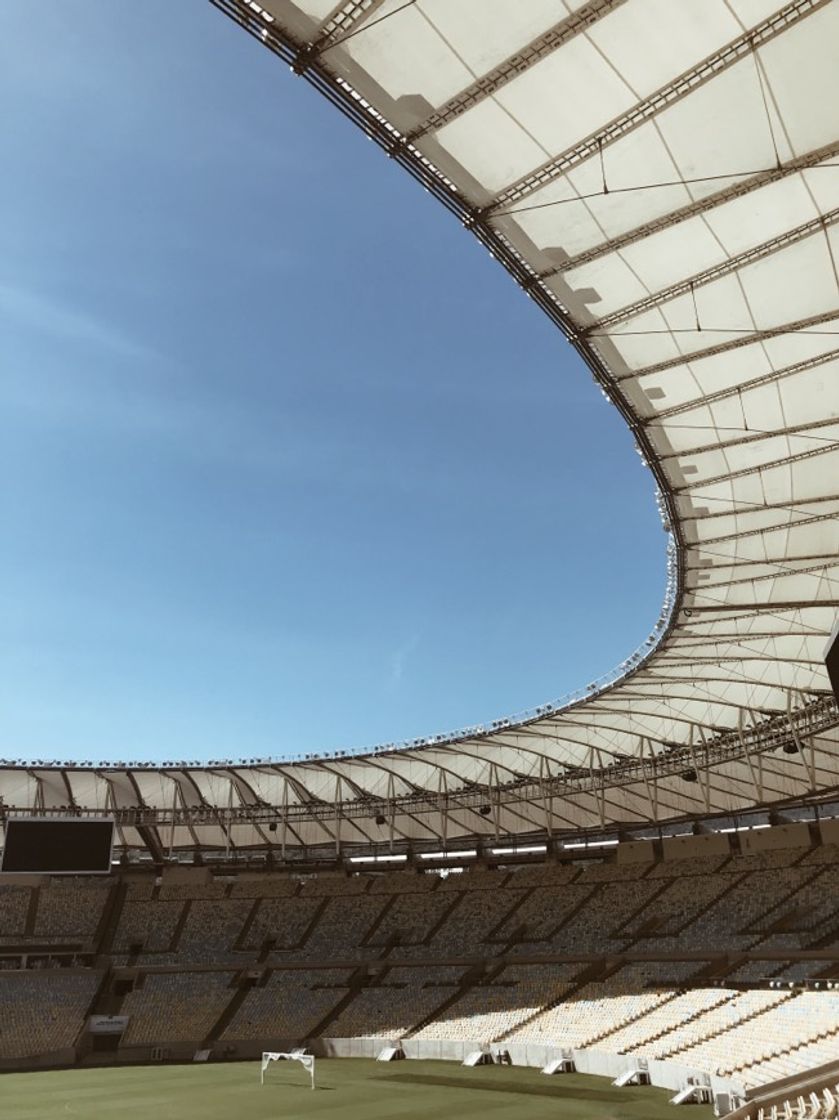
[0,1047,75,1073]
[318,1036,739,1102]
[0,1029,753,1113]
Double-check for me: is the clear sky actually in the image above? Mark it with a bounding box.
[1,0,668,765]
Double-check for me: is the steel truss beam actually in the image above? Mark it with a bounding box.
[683,600,839,612]
[663,414,839,458]
[676,439,836,490]
[489,0,827,212]
[4,698,836,831]
[549,140,839,273]
[678,490,839,523]
[589,207,839,332]
[696,559,839,590]
[409,0,626,140]
[622,308,839,379]
[310,0,390,54]
[698,508,839,546]
[651,346,839,417]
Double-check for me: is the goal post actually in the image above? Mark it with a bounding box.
[261,1050,315,1091]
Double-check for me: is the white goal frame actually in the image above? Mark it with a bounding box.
[260,1050,315,1091]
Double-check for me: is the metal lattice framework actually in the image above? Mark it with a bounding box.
[2,0,839,858]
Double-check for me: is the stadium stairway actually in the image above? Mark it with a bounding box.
[24,886,39,937]
[295,898,331,951]
[617,873,748,948]
[690,957,743,983]
[657,989,800,1059]
[168,902,193,952]
[744,868,826,937]
[421,893,466,946]
[484,888,536,945]
[541,886,601,943]
[83,969,117,1020]
[727,1024,839,1081]
[361,894,398,948]
[805,916,839,952]
[614,990,735,1054]
[491,959,614,1044]
[232,900,261,951]
[93,881,127,959]
[372,931,402,959]
[608,880,674,941]
[75,967,130,1059]
[202,974,255,1047]
[405,963,490,1038]
[575,987,686,1050]
[305,966,371,1039]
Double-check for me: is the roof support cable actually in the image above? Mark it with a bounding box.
[636,737,658,820]
[786,688,817,791]
[321,0,418,54]
[598,137,609,195]
[539,756,554,841]
[737,708,764,802]
[168,781,177,860]
[314,0,387,49]
[688,724,712,814]
[822,215,839,300]
[627,308,839,376]
[690,280,701,333]
[751,36,782,171]
[489,0,828,212]
[504,161,839,220]
[737,386,749,432]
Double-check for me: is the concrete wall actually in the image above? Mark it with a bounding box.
[616,840,654,864]
[160,865,211,886]
[0,1032,745,1116]
[662,832,730,860]
[740,823,810,853]
[0,1047,75,1072]
[820,818,839,846]
[316,1036,738,1100]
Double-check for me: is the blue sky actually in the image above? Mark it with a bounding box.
[1,1,667,764]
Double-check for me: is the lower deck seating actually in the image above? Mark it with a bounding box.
[503,963,696,1048]
[0,972,100,1059]
[5,848,839,1091]
[120,972,235,1045]
[411,963,582,1043]
[328,966,467,1039]
[221,969,354,1041]
[595,986,733,1053]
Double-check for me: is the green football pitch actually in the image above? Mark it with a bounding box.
[2,1058,715,1119]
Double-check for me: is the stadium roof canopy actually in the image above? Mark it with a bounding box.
[2,0,839,858]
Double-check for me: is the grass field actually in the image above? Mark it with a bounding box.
[2,1058,715,1119]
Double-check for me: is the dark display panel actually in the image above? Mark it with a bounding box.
[827,622,839,706]
[1,819,114,873]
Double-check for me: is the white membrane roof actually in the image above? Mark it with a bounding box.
[2,0,839,853]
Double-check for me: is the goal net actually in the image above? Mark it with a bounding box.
[261,1050,315,1091]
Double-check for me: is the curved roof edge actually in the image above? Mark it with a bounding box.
[3,0,838,851]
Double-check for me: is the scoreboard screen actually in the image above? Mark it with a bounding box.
[1,818,114,874]
[827,621,839,706]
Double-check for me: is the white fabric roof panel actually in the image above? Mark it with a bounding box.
[1,0,837,854]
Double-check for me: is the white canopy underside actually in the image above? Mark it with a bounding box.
[3,0,838,850]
